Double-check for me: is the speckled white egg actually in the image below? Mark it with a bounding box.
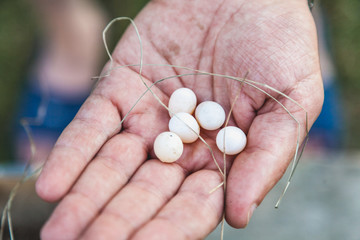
[216,126,247,155]
[154,132,184,163]
[168,88,197,117]
[169,112,200,143]
[195,101,226,130]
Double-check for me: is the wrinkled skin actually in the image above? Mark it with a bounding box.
[36,0,323,239]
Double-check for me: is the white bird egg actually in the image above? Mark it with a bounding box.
[168,88,197,117]
[168,112,200,143]
[195,101,226,130]
[154,132,183,163]
[216,126,247,155]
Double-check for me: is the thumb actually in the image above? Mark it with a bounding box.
[225,77,323,228]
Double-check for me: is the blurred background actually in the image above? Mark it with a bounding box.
[0,0,359,239]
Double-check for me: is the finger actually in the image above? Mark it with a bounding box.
[36,67,169,202]
[36,92,122,201]
[80,160,186,240]
[131,170,224,240]
[39,132,147,240]
[226,94,322,228]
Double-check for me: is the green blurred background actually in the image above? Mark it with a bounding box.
[0,0,359,162]
[0,0,149,162]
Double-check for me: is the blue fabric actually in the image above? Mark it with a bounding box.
[15,77,88,136]
[311,80,344,148]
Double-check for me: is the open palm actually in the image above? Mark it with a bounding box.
[36,0,323,239]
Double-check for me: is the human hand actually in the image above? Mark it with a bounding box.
[36,0,323,239]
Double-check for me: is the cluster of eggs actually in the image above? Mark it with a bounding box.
[153,88,247,163]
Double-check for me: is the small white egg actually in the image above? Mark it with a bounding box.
[216,126,247,155]
[154,132,183,163]
[195,101,226,130]
[168,88,197,117]
[169,112,200,143]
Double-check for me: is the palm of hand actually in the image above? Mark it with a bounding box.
[36,1,323,239]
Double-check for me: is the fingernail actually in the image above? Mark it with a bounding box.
[246,203,257,226]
